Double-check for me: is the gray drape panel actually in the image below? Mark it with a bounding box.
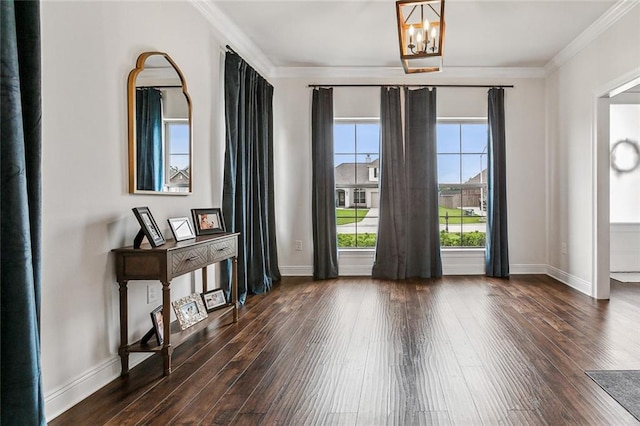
[372,88,407,279]
[485,88,510,277]
[311,88,339,279]
[404,88,442,278]
[222,52,281,303]
[1,0,46,423]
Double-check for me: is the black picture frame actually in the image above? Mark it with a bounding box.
[132,207,165,248]
[150,305,164,346]
[201,289,227,312]
[191,208,226,235]
[167,216,196,242]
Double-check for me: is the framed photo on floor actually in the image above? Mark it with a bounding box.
[201,289,227,312]
[191,208,226,235]
[172,293,208,330]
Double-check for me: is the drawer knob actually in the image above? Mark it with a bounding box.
[186,256,197,261]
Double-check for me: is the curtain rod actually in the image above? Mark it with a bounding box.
[308,84,514,89]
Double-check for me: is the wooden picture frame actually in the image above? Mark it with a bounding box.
[150,305,164,346]
[132,206,165,248]
[167,216,196,242]
[201,289,227,312]
[191,208,226,235]
[171,293,208,330]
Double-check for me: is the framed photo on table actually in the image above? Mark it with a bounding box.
[201,289,227,312]
[132,206,165,248]
[171,293,208,330]
[150,306,164,346]
[167,217,196,242]
[191,208,226,235]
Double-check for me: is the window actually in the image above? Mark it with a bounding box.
[334,121,380,248]
[164,120,190,192]
[437,120,488,248]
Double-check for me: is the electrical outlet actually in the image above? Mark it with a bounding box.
[147,284,160,305]
[561,242,568,255]
[295,240,303,251]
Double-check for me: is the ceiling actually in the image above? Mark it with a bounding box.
[209,0,619,72]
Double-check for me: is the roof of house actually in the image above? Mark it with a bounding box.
[335,159,378,187]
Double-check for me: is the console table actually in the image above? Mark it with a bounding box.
[112,232,239,376]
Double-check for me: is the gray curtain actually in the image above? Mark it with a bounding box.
[1,0,46,424]
[404,88,442,278]
[311,88,338,279]
[372,88,407,279]
[222,51,281,303]
[485,88,510,277]
[135,87,163,191]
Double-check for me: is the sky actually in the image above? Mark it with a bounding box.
[334,122,488,184]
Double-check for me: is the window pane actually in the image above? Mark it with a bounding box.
[334,124,355,153]
[437,124,460,153]
[334,122,380,249]
[438,154,461,184]
[437,121,487,248]
[461,124,488,153]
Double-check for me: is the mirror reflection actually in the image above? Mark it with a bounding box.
[128,52,192,194]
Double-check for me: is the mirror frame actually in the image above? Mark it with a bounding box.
[127,51,193,195]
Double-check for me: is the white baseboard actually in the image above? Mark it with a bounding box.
[45,353,152,422]
[279,265,313,276]
[511,264,548,274]
[546,265,592,296]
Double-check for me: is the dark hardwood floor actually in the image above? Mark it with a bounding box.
[50,275,640,425]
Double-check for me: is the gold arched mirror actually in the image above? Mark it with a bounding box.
[128,52,192,194]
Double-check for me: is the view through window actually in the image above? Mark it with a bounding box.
[437,120,488,247]
[334,121,380,248]
[332,119,488,249]
[164,120,190,192]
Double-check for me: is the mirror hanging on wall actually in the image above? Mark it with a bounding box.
[127,52,193,194]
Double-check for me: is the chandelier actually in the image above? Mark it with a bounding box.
[396,0,446,73]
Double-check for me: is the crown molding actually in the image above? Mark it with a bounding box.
[271,65,545,80]
[544,0,639,76]
[187,0,275,78]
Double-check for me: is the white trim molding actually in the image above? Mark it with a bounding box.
[45,353,152,422]
[545,0,639,76]
[546,265,592,296]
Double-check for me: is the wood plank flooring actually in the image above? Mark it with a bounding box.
[50,275,640,425]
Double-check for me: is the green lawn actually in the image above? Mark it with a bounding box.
[336,208,370,225]
[439,206,484,224]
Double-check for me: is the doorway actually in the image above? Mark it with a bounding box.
[594,75,640,299]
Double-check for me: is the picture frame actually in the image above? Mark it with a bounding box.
[167,216,196,242]
[191,208,226,235]
[132,206,165,248]
[171,293,208,330]
[201,289,228,312]
[150,305,164,346]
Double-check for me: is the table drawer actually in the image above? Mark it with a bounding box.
[210,237,237,262]
[171,246,209,276]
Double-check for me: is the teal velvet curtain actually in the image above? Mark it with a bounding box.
[485,88,510,277]
[222,51,281,303]
[1,1,46,424]
[135,87,163,191]
[311,88,338,279]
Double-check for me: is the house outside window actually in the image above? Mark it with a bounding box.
[334,120,380,248]
[437,120,488,248]
[164,120,190,192]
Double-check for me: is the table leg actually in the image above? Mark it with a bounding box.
[118,280,129,376]
[161,280,173,376]
[232,256,238,322]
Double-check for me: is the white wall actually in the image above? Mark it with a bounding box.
[546,5,640,295]
[273,76,547,276]
[40,1,226,419]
